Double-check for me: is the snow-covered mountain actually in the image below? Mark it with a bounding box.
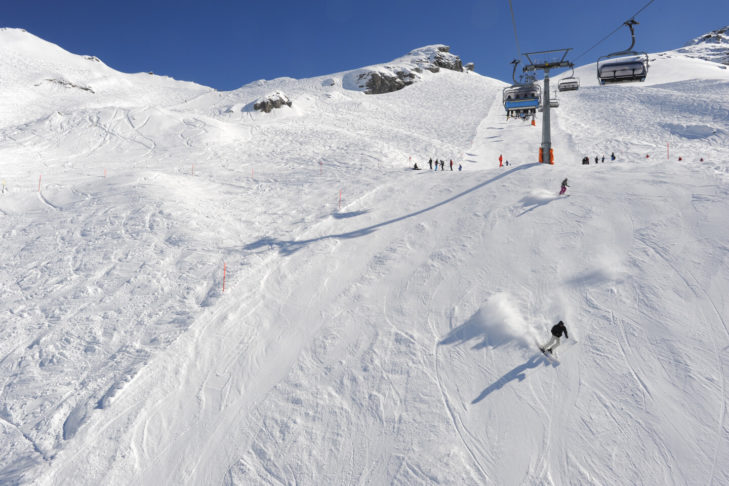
[679,25,729,65]
[1,26,728,485]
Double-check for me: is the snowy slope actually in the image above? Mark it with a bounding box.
[1,28,729,485]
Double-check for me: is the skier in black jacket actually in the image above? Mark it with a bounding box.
[541,321,569,355]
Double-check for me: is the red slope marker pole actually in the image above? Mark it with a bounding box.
[222,262,227,293]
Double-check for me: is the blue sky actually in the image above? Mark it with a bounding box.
[5,0,728,90]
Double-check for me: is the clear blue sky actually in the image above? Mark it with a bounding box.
[5,0,728,90]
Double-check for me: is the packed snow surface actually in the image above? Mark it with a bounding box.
[1,27,729,485]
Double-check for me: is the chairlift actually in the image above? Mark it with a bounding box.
[558,64,580,91]
[503,59,541,119]
[549,91,559,108]
[597,19,649,85]
[538,91,559,112]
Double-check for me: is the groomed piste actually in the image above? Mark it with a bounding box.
[1,27,728,485]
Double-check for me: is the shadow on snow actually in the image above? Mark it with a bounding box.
[471,354,556,404]
[331,209,370,219]
[245,163,540,256]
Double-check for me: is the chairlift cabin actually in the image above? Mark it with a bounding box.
[538,91,559,111]
[558,77,579,91]
[557,65,579,91]
[503,59,541,118]
[597,55,648,84]
[597,19,649,85]
[503,83,541,117]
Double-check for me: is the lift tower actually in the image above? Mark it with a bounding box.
[523,49,572,164]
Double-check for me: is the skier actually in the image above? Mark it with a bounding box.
[559,178,569,195]
[594,155,599,164]
[540,320,569,355]
[611,152,616,161]
[440,160,445,171]
[601,155,605,163]
[458,163,462,171]
[450,159,454,171]
[413,162,420,170]
[429,158,433,170]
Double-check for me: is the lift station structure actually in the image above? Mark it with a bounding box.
[522,49,572,164]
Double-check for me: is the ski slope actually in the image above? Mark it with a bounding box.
[1,28,729,485]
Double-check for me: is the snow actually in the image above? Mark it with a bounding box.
[1,26,729,485]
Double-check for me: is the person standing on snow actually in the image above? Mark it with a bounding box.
[440,160,445,171]
[429,158,433,170]
[541,321,569,355]
[559,178,569,195]
[450,159,454,171]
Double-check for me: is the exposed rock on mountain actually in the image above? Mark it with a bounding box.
[679,25,729,65]
[349,44,465,95]
[253,90,292,113]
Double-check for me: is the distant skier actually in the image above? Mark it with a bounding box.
[594,155,599,164]
[540,320,569,355]
[611,152,616,161]
[559,178,569,195]
[429,158,433,170]
[450,159,454,171]
[458,163,462,171]
[413,163,420,170]
[601,155,605,163]
[440,160,445,171]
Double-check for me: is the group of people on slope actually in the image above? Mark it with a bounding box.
[413,158,462,171]
[582,152,616,165]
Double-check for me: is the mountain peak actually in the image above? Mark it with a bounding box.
[679,26,729,65]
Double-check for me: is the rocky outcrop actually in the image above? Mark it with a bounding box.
[679,26,729,65]
[358,69,418,94]
[253,91,292,113]
[431,45,463,72]
[351,45,465,95]
[38,78,95,93]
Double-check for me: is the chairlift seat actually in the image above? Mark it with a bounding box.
[598,60,646,84]
[503,84,541,115]
[558,78,579,91]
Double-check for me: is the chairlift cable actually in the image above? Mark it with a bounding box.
[572,0,656,63]
[507,0,522,58]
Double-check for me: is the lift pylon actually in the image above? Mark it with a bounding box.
[523,49,572,165]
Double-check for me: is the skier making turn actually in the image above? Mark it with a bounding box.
[540,321,569,355]
[559,178,569,195]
